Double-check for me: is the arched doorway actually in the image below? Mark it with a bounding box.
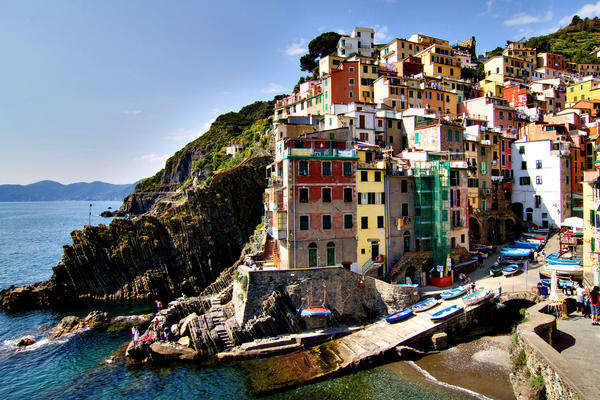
[469,217,481,242]
[405,266,418,285]
[511,202,524,220]
[326,242,335,266]
[308,242,317,267]
[487,217,499,244]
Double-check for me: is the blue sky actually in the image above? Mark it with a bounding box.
[1,0,598,184]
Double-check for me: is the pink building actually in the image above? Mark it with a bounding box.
[459,96,516,132]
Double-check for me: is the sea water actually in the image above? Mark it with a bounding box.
[0,201,479,400]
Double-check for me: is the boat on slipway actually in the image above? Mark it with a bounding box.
[500,247,531,257]
[502,264,520,276]
[463,289,493,306]
[300,308,332,317]
[385,308,413,323]
[440,286,467,300]
[430,305,464,321]
[411,298,439,313]
[545,252,581,265]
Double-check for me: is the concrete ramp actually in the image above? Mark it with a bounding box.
[242,297,495,395]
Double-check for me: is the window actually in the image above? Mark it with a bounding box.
[521,161,527,170]
[519,146,525,154]
[300,215,309,230]
[536,176,542,184]
[344,214,353,229]
[377,216,384,228]
[349,78,355,86]
[534,195,541,208]
[344,188,353,202]
[401,180,408,193]
[374,171,381,182]
[401,203,409,216]
[448,130,452,141]
[368,192,376,204]
[299,161,309,176]
[361,171,368,181]
[536,160,542,169]
[299,188,309,203]
[343,162,352,176]
[455,131,460,142]
[322,215,332,230]
[322,187,331,203]
[519,176,531,185]
[361,216,368,229]
[415,132,420,143]
[349,90,353,98]
[322,161,332,176]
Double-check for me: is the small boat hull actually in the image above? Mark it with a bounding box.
[440,286,467,300]
[463,289,493,306]
[542,264,583,276]
[411,298,439,313]
[513,241,540,250]
[502,264,520,276]
[500,248,531,257]
[300,308,332,317]
[385,309,413,323]
[431,305,464,321]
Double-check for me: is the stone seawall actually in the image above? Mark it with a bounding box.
[233,266,420,327]
[516,301,585,400]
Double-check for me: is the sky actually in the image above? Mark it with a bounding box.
[1,0,599,184]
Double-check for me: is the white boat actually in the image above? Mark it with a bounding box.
[542,263,583,276]
[431,305,464,321]
[463,289,493,306]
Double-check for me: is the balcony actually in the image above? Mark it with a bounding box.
[284,148,358,159]
[272,227,287,240]
[358,160,386,169]
[479,188,493,195]
[267,176,283,188]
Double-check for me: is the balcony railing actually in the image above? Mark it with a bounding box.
[285,148,357,158]
[358,160,386,169]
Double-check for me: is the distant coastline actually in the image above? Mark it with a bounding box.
[0,180,135,202]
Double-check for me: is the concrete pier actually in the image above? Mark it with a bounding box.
[243,296,495,395]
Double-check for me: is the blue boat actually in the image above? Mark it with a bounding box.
[431,305,464,321]
[411,298,439,313]
[300,307,332,317]
[502,264,519,276]
[546,252,581,265]
[396,283,419,288]
[513,240,540,250]
[440,286,467,300]
[529,229,549,235]
[500,248,531,257]
[463,288,493,306]
[385,308,413,323]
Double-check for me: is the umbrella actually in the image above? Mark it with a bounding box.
[561,217,584,230]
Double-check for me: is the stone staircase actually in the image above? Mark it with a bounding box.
[260,236,276,268]
[210,297,234,350]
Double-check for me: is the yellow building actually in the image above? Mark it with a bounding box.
[566,77,600,105]
[503,42,536,65]
[479,78,505,97]
[415,43,460,79]
[356,146,387,271]
[379,38,427,64]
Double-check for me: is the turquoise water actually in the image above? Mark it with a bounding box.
[0,201,477,400]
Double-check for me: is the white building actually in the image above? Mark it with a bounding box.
[225,143,244,156]
[511,139,572,228]
[337,27,375,57]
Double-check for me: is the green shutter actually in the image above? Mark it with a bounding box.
[591,209,595,226]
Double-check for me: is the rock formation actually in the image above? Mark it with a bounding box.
[49,310,152,338]
[0,156,271,311]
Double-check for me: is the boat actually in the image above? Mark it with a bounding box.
[396,283,419,288]
[522,233,547,240]
[519,237,544,243]
[489,264,503,276]
[440,286,468,300]
[411,298,439,313]
[545,252,581,265]
[300,307,332,317]
[431,305,464,321]
[512,241,540,250]
[463,288,493,306]
[542,263,584,276]
[528,229,549,235]
[385,308,413,323]
[471,244,494,253]
[500,247,531,257]
[502,264,520,276]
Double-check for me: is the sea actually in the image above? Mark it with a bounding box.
[0,201,485,400]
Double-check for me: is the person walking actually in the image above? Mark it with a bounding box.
[590,286,600,325]
[576,284,585,314]
[155,300,162,313]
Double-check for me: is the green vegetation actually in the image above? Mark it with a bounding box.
[511,348,527,367]
[524,16,600,64]
[299,31,341,73]
[509,331,519,354]
[133,99,277,193]
[529,373,545,390]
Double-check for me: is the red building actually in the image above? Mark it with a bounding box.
[537,52,564,70]
[504,85,531,108]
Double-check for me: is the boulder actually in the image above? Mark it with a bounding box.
[83,310,109,326]
[179,313,198,336]
[178,336,191,347]
[16,337,36,347]
[431,332,448,350]
[149,342,198,361]
[50,316,82,338]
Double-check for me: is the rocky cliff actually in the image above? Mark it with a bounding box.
[0,156,271,311]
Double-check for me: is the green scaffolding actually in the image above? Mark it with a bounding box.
[413,160,451,270]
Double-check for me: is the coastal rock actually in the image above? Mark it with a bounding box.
[149,342,198,361]
[50,316,83,338]
[16,337,36,347]
[0,156,271,311]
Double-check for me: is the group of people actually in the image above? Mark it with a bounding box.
[575,285,600,325]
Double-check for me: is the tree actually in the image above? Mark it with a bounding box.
[299,32,341,72]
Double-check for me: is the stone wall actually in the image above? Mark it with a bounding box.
[516,301,586,400]
[233,266,419,327]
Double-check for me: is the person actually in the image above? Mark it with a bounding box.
[470,281,476,293]
[155,300,162,313]
[163,326,170,342]
[590,286,600,325]
[576,284,585,314]
[584,290,592,319]
[458,273,466,284]
[131,327,139,343]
